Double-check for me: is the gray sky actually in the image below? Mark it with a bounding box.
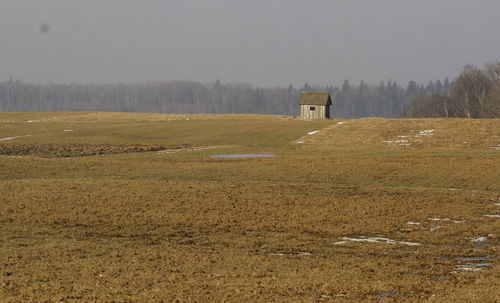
[1,0,500,87]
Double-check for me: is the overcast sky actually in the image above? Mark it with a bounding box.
[1,0,500,87]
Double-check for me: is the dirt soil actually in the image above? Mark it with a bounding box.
[0,144,187,158]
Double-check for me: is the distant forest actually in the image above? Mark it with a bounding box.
[1,63,499,118]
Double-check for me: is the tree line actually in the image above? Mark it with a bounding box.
[0,79,448,118]
[402,62,500,118]
[1,63,498,118]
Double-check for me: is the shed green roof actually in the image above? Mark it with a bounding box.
[299,92,332,106]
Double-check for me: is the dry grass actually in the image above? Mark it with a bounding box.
[0,113,499,302]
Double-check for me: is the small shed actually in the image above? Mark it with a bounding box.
[299,92,332,119]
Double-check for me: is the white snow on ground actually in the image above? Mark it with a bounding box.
[494,203,500,206]
[296,141,305,144]
[333,236,420,246]
[26,120,39,123]
[268,252,312,257]
[0,135,31,141]
[484,214,500,218]
[307,130,319,135]
[332,241,348,245]
[427,217,465,223]
[383,129,436,146]
[415,129,435,137]
[470,237,488,243]
[429,225,443,231]
[336,121,346,125]
[0,136,18,141]
[407,222,421,225]
[63,130,73,132]
[453,264,489,272]
[321,294,347,298]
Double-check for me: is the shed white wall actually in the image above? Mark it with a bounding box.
[300,105,327,119]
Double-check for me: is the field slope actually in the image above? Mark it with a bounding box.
[0,112,499,302]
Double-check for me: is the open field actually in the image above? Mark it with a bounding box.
[0,112,499,302]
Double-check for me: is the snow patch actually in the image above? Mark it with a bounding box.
[0,136,18,141]
[454,265,485,272]
[484,214,500,218]
[321,293,347,298]
[307,130,319,135]
[332,241,348,245]
[336,121,346,125]
[470,237,488,243]
[296,141,305,144]
[454,262,493,273]
[430,225,443,231]
[0,135,31,141]
[428,217,465,223]
[333,236,420,246]
[268,251,312,257]
[415,129,435,137]
[407,222,421,225]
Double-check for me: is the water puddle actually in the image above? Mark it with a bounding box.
[377,292,397,297]
[454,262,493,272]
[211,153,275,158]
[456,256,495,262]
[470,237,496,248]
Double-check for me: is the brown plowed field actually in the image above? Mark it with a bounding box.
[0,113,498,302]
